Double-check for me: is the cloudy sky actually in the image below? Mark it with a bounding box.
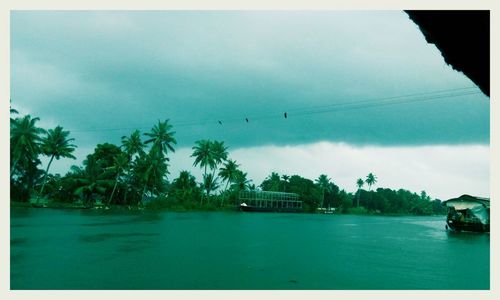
[10,11,489,200]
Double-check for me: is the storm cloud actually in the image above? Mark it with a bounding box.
[11,11,489,148]
[10,11,490,199]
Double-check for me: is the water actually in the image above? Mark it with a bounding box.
[10,208,489,290]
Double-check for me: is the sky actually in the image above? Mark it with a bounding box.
[10,11,490,200]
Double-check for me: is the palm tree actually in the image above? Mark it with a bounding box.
[172,170,198,203]
[231,170,251,192]
[210,140,228,179]
[122,130,145,159]
[121,130,145,204]
[176,170,196,187]
[144,120,177,157]
[73,155,114,206]
[202,173,219,201]
[10,115,45,179]
[107,153,129,206]
[356,178,364,207]
[218,159,240,206]
[315,174,332,209]
[282,175,290,192]
[191,139,216,179]
[37,126,77,202]
[219,159,239,192]
[365,173,377,206]
[261,172,281,191]
[365,173,377,191]
[134,147,169,204]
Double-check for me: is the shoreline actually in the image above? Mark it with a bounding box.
[9,201,445,217]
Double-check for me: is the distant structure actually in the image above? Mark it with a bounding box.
[239,190,302,212]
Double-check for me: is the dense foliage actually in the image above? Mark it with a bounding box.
[10,110,447,215]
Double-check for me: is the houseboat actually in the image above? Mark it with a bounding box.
[239,190,303,212]
[443,195,490,232]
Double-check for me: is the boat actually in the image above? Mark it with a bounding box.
[443,195,490,232]
[239,202,302,213]
[317,205,335,214]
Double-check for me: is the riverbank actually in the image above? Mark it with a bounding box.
[10,200,240,212]
[10,200,445,216]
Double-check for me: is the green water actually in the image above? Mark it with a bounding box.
[10,208,489,290]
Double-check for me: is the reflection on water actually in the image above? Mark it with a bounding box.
[80,233,158,243]
[10,238,27,246]
[117,239,154,253]
[80,212,163,226]
[446,230,490,242]
[10,208,489,290]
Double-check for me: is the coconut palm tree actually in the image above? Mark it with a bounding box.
[202,173,219,200]
[282,175,290,192]
[173,170,197,191]
[218,159,240,206]
[107,153,130,206]
[121,130,145,203]
[260,172,281,191]
[37,126,77,202]
[365,173,377,206]
[356,178,364,207]
[144,119,177,157]
[210,140,228,178]
[219,159,239,192]
[231,170,251,192]
[10,115,45,179]
[73,155,114,206]
[365,173,377,191]
[315,174,332,209]
[171,170,199,203]
[121,130,145,159]
[134,147,169,204]
[191,139,216,179]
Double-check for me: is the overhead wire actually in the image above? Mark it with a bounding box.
[68,86,483,134]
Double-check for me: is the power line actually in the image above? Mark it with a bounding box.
[68,86,483,133]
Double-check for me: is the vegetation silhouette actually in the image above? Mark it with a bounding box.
[10,110,447,215]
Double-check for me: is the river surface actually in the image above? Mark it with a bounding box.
[10,208,489,290]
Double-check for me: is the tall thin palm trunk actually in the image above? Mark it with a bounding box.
[37,154,55,203]
[221,180,230,207]
[140,184,148,207]
[10,153,22,179]
[201,164,207,205]
[107,173,120,206]
[124,187,129,205]
[211,166,217,180]
[10,141,22,177]
[322,187,325,209]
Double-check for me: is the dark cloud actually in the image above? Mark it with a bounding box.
[11,11,489,151]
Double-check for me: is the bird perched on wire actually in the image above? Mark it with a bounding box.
[245,118,249,123]
[284,112,288,119]
[218,120,222,125]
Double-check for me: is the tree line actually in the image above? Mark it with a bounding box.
[10,109,446,215]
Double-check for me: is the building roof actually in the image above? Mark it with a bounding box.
[443,194,490,208]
